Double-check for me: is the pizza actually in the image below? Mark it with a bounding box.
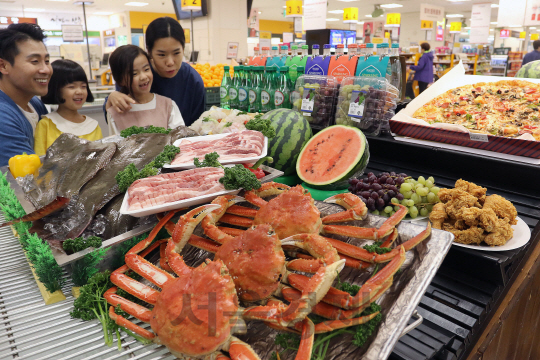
[412,80,540,141]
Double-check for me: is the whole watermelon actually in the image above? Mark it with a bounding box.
[262,109,312,175]
[516,60,540,78]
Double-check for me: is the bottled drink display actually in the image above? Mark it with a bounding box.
[260,67,276,113]
[274,66,291,109]
[305,44,332,76]
[249,66,262,113]
[229,65,241,109]
[238,65,249,111]
[220,65,231,109]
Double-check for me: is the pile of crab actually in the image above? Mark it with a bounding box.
[104,183,431,360]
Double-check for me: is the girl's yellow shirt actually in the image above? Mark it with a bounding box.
[34,112,103,156]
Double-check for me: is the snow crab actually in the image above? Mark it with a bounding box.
[104,205,374,359]
[203,183,431,270]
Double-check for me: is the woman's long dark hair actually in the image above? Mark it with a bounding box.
[41,59,94,104]
[145,17,185,54]
[109,45,151,102]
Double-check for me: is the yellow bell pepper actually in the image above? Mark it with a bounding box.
[8,152,42,178]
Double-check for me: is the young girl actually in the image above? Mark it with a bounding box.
[107,45,184,135]
[35,59,102,156]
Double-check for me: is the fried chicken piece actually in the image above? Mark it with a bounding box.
[484,218,514,246]
[455,179,487,204]
[437,188,453,203]
[429,203,447,229]
[443,223,485,245]
[456,207,498,232]
[483,194,518,225]
[443,189,482,219]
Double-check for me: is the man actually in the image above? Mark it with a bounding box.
[521,40,540,66]
[0,23,51,166]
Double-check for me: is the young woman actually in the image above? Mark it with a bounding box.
[107,45,184,135]
[105,17,205,126]
[35,59,102,156]
[410,42,434,95]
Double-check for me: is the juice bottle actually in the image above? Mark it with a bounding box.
[328,44,359,83]
[274,66,291,109]
[229,65,241,109]
[248,46,270,66]
[238,65,250,111]
[220,65,231,109]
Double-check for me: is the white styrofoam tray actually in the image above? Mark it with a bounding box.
[163,133,268,170]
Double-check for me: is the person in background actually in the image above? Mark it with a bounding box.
[105,17,204,126]
[0,23,50,166]
[35,60,102,156]
[521,40,540,67]
[107,45,184,135]
[410,42,434,95]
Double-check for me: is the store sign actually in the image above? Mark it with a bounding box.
[520,31,527,38]
[304,0,327,31]
[384,32,390,39]
[470,3,491,44]
[436,20,445,41]
[227,42,239,59]
[286,0,302,17]
[343,7,358,23]
[449,22,462,33]
[500,29,510,38]
[0,17,37,25]
[532,33,539,40]
[259,31,271,49]
[248,7,259,32]
[372,37,384,44]
[524,0,540,26]
[386,13,401,26]
[181,0,201,11]
[420,20,433,30]
[420,3,444,22]
[61,25,83,42]
[498,0,527,27]
[103,29,115,36]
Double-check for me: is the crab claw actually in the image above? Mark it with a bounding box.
[202,196,245,244]
[374,222,431,263]
[322,193,368,224]
[281,233,341,272]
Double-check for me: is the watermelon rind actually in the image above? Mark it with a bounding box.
[515,61,540,79]
[262,109,313,176]
[296,125,370,191]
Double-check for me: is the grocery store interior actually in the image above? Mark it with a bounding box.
[2,1,540,360]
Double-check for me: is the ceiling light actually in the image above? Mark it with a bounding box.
[24,8,46,11]
[490,21,497,24]
[124,2,147,6]
[258,11,261,14]
[508,24,522,27]
[380,4,402,8]
[465,27,471,29]
[326,18,340,21]
[461,32,469,35]
[446,14,464,18]
[94,11,113,15]
[491,3,499,7]
[489,29,494,31]
[446,24,451,27]
[365,14,372,18]
[328,10,344,14]
[531,27,537,29]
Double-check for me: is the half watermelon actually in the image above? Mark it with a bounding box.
[296,125,369,190]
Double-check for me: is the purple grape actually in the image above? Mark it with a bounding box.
[355,183,363,192]
[361,191,371,199]
[396,193,404,201]
[366,198,376,210]
[390,172,396,176]
[379,175,387,183]
[377,198,386,210]
[389,185,399,192]
[348,186,354,192]
[387,190,396,198]
[372,183,382,191]
[367,175,376,183]
[350,178,359,186]
[370,192,379,200]
[367,172,375,177]
[398,173,408,177]
[395,178,404,185]
[382,194,390,203]
[386,178,395,185]
[359,196,367,204]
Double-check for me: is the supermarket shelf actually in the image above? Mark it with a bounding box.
[491,66,507,69]
[509,60,523,63]
[434,61,451,64]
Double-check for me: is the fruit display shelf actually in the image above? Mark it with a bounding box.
[366,134,540,360]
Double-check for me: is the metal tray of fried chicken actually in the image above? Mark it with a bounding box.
[2,135,283,267]
[156,200,455,360]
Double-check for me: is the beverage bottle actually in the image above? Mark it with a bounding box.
[359,44,367,56]
[271,46,279,56]
[365,43,374,58]
[312,44,320,56]
[260,67,275,113]
[262,46,270,57]
[238,65,250,111]
[280,45,288,57]
[323,44,331,57]
[335,44,345,57]
[301,44,309,56]
[220,65,231,109]
[229,65,241,109]
[348,43,358,58]
[391,43,402,98]
[291,45,298,56]
[274,66,291,109]
[249,66,262,113]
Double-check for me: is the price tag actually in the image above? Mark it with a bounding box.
[420,20,433,30]
[469,133,489,142]
[386,13,401,26]
[286,0,302,17]
[532,33,539,40]
[181,0,201,11]
[450,22,461,33]
[520,31,526,39]
[347,90,366,119]
[302,112,312,117]
[259,32,272,40]
[343,7,358,23]
[301,88,314,112]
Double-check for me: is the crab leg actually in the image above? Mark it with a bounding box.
[291,252,371,271]
[289,246,405,309]
[321,193,368,224]
[226,205,257,218]
[219,214,253,227]
[108,305,155,340]
[218,226,245,237]
[281,234,341,272]
[244,182,290,208]
[296,318,315,360]
[0,196,70,228]
[381,228,399,248]
[243,259,346,327]
[202,195,244,244]
[373,222,431,263]
[308,312,379,333]
[104,287,154,323]
[225,337,263,360]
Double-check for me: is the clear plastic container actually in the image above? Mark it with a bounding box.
[291,74,339,130]
[334,76,399,136]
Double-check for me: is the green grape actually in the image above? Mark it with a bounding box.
[409,206,419,218]
[431,186,440,195]
[407,199,415,207]
[401,199,409,205]
[427,176,435,183]
[417,176,426,185]
[427,192,437,203]
[425,180,434,189]
[411,193,420,204]
[417,187,429,197]
[391,197,399,204]
[403,191,413,199]
[421,196,428,203]
[427,204,434,212]
[435,195,440,202]
[394,205,401,212]
[389,210,396,216]
[384,206,393,213]
[400,183,412,192]
[420,207,429,216]
[372,210,380,215]
[415,183,424,190]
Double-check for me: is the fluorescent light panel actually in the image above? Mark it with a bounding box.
[326,18,340,21]
[380,3,402,8]
[446,14,464,18]
[328,10,344,14]
[491,3,499,7]
[24,8,46,11]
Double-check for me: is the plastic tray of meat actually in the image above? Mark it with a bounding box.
[164,132,268,170]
